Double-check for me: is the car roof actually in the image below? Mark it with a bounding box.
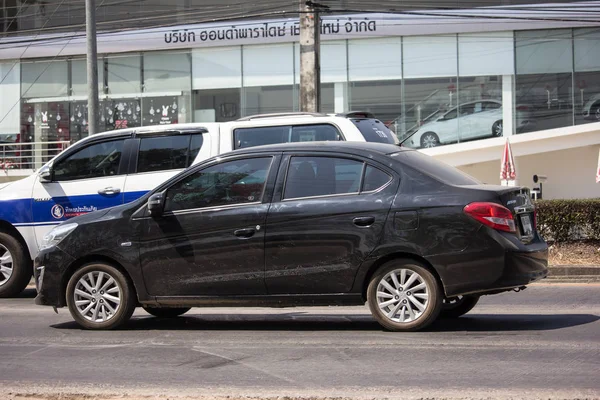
[224,141,411,157]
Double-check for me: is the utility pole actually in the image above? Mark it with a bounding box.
[299,1,322,113]
[86,0,99,135]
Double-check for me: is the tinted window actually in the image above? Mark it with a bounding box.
[392,150,480,185]
[284,157,363,199]
[234,124,341,149]
[351,119,398,144]
[443,109,458,120]
[484,101,501,111]
[137,135,190,173]
[164,157,272,212]
[362,165,392,192]
[137,134,203,173]
[53,140,124,181]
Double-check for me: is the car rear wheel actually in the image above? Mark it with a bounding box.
[595,104,600,121]
[440,295,480,318]
[0,232,32,298]
[66,263,136,330]
[420,132,439,148]
[492,120,503,137]
[143,306,190,318]
[367,260,442,332]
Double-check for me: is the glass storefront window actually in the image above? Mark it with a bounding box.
[194,88,241,122]
[400,77,457,148]
[71,59,104,96]
[107,54,141,95]
[574,28,600,125]
[21,60,68,98]
[102,98,141,130]
[143,51,190,93]
[243,85,296,116]
[516,30,574,132]
[349,80,401,127]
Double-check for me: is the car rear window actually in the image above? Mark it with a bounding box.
[392,150,480,185]
[234,124,341,149]
[351,119,398,144]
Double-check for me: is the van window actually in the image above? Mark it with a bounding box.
[350,119,398,144]
[137,134,203,173]
[53,140,124,181]
[234,124,341,149]
[164,157,272,212]
[284,157,363,200]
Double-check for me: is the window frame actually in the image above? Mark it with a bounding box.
[162,155,276,215]
[281,154,393,201]
[232,122,345,150]
[131,131,206,175]
[51,137,129,182]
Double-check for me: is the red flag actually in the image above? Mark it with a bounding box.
[500,138,516,182]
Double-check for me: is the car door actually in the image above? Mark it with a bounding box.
[32,137,129,248]
[122,131,211,204]
[457,102,476,142]
[136,154,279,296]
[264,153,398,294]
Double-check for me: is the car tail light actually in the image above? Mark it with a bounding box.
[464,202,516,233]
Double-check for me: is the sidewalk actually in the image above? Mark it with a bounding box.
[545,265,600,283]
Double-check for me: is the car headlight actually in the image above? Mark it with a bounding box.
[40,223,78,251]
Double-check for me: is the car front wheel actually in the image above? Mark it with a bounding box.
[143,306,191,318]
[367,260,442,332]
[492,120,503,137]
[440,295,480,318]
[66,263,136,330]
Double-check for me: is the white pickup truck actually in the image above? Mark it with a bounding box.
[0,112,399,296]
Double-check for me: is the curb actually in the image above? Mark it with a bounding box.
[545,265,600,283]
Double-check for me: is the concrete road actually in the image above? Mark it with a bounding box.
[0,284,599,399]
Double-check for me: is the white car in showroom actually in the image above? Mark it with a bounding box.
[404,100,533,148]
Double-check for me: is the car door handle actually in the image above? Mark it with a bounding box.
[98,187,121,196]
[234,228,256,238]
[353,216,375,227]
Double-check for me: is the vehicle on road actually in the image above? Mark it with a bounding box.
[403,100,533,148]
[582,93,600,121]
[34,142,548,331]
[0,112,397,297]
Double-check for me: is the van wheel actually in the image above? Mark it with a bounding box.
[0,232,32,298]
[440,295,480,318]
[367,260,442,332]
[143,306,190,318]
[66,263,136,330]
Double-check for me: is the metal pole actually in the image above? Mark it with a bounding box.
[86,0,99,135]
[299,1,320,112]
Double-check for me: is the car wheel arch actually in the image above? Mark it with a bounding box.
[61,255,140,307]
[360,252,447,301]
[0,220,30,259]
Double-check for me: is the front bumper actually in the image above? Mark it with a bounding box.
[34,246,75,307]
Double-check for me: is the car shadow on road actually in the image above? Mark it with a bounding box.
[50,312,599,332]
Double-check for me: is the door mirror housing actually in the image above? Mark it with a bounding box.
[147,193,165,217]
[38,166,52,183]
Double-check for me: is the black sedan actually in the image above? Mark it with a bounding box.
[34,142,548,331]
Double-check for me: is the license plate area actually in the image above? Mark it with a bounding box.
[519,213,534,237]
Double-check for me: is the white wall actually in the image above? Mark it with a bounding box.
[457,145,600,199]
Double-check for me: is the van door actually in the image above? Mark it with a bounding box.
[121,132,211,203]
[31,138,129,248]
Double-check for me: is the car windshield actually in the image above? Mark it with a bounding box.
[351,119,399,144]
[392,150,481,185]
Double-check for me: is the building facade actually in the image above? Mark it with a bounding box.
[1,2,600,198]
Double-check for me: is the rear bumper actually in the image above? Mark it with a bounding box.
[428,227,548,297]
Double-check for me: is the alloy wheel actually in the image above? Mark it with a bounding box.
[421,134,438,148]
[73,271,121,323]
[595,107,600,121]
[0,244,13,287]
[376,268,429,323]
[493,121,503,136]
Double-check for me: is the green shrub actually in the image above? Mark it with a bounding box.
[535,199,600,243]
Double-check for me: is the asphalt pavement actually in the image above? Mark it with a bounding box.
[0,283,599,400]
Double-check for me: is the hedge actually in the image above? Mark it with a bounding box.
[534,199,600,243]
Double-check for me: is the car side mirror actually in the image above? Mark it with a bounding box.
[147,193,165,217]
[38,166,52,183]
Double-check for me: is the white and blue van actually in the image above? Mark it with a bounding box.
[0,112,398,296]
